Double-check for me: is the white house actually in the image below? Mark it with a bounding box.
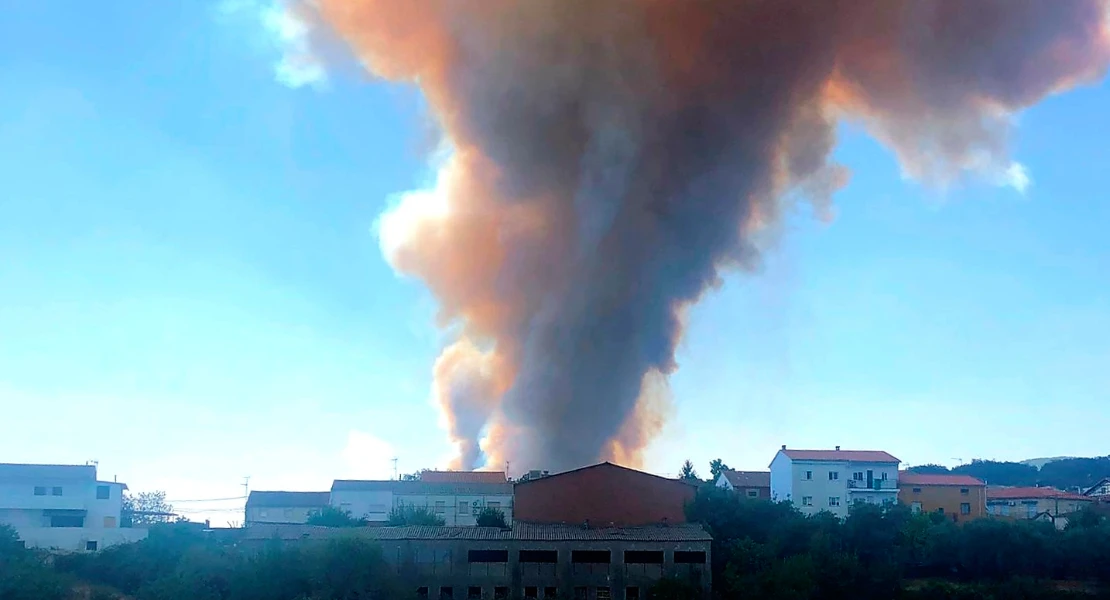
[769,446,900,517]
[330,478,514,526]
[0,463,147,551]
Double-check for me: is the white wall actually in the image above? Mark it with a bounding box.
[15,527,147,552]
[329,489,393,522]
[788,460,850,516]
[395,493,514,526]
[769,453,793,503]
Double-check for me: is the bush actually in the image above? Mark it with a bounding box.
[476,507,507,528]
[305,506,368,528]
[387,504,446,526]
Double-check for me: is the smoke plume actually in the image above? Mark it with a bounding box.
[310,1,1109,472]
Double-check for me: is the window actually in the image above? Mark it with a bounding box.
[912,488,922,494]
[440,587,454,600]
[574,588,587,600]
[494,588,508,600]
[828,472,839,481]
[487,502,501,510]
[520,550,558,563]
[434,501,446,514]
[747,489,758,498]
[804,471,813,480]
[960,503,971,515]
[960,488,969,495]
[96,486,110,500]
[1027,504,1038,518]
[801,496,813,506]
[103,517,116,528]
[881,472,888,480]
[853,472,864,481]
[468,586,482,600]
[625,551,664,564]
[674,551,707,564]
[468,550,509,563]
[418,587,429,600]
[937,507,945,515]
[828,497,841,507]
[525,587,538,599]
[52,487,63,496]
[259,510,269,518]
[571,550,611,564]
[34,486,46,496]
[911,502,922,514]
[597,588,611,600]
[50,515,84,528]
[626,588,640,600]
[544,588,557,599]
[459,501,469,516]
[85,541,98,551]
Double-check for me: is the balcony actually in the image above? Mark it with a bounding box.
[847,479,897,491]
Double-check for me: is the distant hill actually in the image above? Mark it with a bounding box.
[908,456,1110,492]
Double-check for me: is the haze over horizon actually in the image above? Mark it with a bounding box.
[3,1,1109,525]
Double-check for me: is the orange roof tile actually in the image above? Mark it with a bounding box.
[780,449,899,463]
[986,486,1092,501]
[899,472,984,487]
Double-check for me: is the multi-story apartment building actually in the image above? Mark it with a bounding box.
[0,463,146,551]
[898,472,986,522]
[769,446,900,517]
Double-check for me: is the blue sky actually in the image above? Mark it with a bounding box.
[2,1,1108,522]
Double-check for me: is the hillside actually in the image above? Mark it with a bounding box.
[908,456,1110,491]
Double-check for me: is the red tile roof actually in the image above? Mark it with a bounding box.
[722,470,770,488]
[986,486,1093,501]
[898,472,984,487]
[780,449,900,463]
[419,470,507,484]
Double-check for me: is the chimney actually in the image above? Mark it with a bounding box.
[835,446,841,451]
[781,445,786,450]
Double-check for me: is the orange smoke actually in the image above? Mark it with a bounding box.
[306,0,1109,473]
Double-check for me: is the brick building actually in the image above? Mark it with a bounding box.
[897,472,986,522]
[513,463,696,527]
[240,522,712,600]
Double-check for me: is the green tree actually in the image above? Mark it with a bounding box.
[709,458,731,481]
[122,490,175,526]
[387,504,446,526]
[679,459,700,482]
[305,506,368,528]
[476,507,508,528]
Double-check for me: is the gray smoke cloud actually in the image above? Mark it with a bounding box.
[303,0,1109,473]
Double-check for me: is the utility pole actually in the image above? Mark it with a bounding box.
[505,460,511,478]
[392,457,399,480]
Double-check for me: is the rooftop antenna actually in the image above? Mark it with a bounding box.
[392,457,399,480]
[505,460,511,477]
[242,476,250,498]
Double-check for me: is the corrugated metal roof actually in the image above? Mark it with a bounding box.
[241,522,711,542]
[986,486,1092,501]
[722,470,770,488]
[331,480,513,495]
[247,491,331,508]
[898,472,984,487]
[0,463,96,481]
[420,471,507,484]
[780,450,900,463]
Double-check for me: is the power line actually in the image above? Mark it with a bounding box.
[168,496,247,503]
